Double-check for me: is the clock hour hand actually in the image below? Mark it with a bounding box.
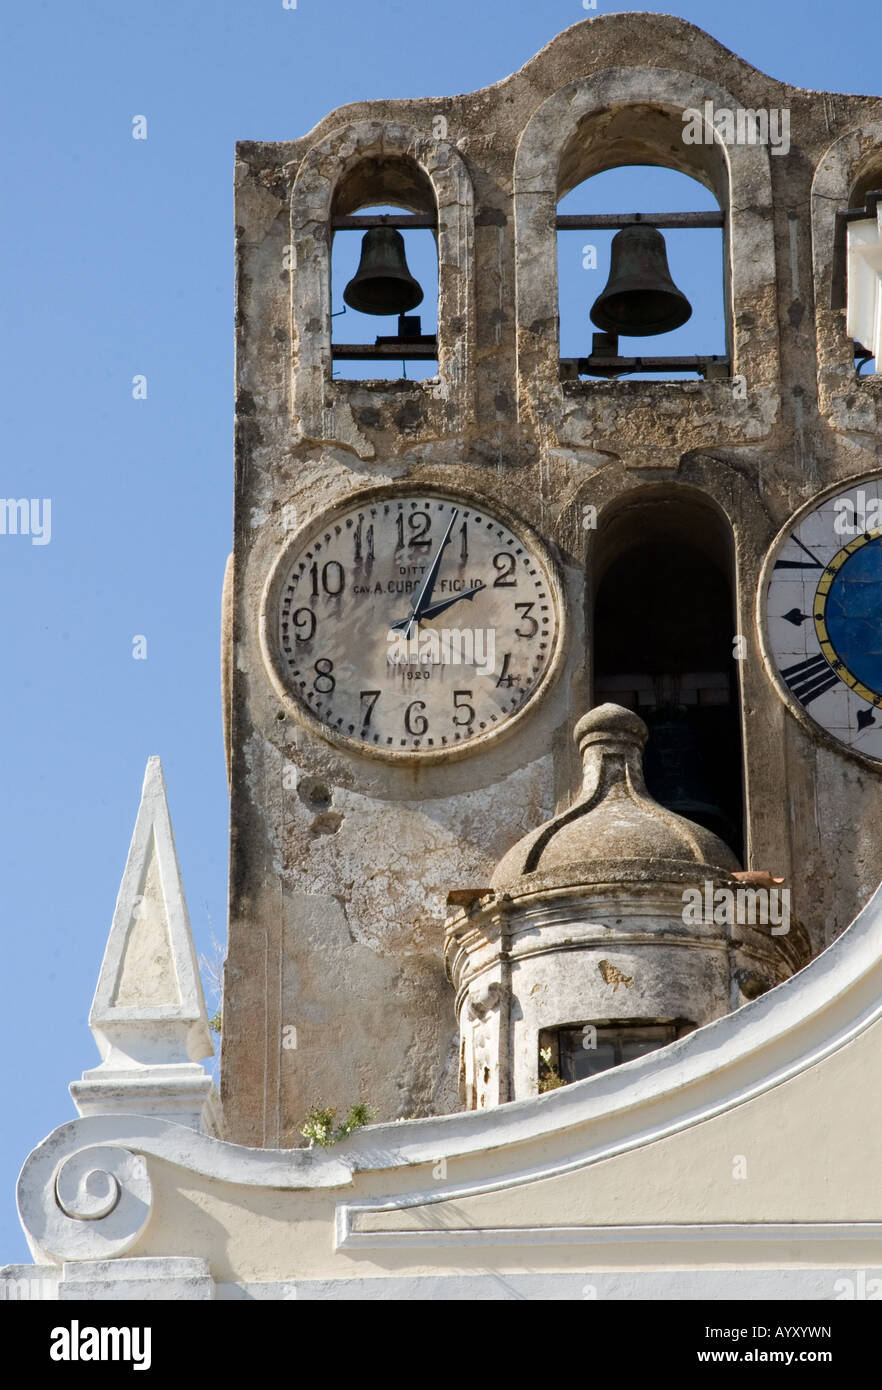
[400,585,484,625]
[395,507,459,640]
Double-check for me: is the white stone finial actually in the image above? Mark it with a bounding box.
[70,757,222,1135]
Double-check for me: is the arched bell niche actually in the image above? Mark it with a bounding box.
[330,157,439,382]
[558,163,727,380]
[513,67,781,455]
[289,118,476,449]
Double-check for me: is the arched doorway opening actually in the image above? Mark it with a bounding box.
[592,493,743,860]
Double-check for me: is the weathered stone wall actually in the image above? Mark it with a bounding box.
[222,13,882,1145]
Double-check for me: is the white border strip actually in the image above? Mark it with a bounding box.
[336,1216,882,1252]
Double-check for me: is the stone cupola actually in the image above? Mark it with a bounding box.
[445,705,809,1110]
[493,704,739,889]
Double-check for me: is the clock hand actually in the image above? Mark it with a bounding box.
[396,584,484,626]
[396,507,459,640]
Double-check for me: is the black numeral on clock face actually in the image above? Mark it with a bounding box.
[396,511,432,550]
[514,602,538,638]
[774,537,824,570]
[310,561,345,597]
[360,690,380,727]
[353,517,374,564]
[495,653,517,688]
[313,659,336,694]
[404,700,428,735]
[781,653,840,705]
[453,690,475,727]
[492,552,517,587]
[292,608,316,641]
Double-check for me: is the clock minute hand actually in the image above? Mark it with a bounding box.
[410,585,484,623]
[395,507,459,640]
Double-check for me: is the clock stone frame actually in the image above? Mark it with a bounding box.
[258,482,567,765]
[759,472,882,771]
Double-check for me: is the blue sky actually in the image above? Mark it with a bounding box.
[1,0,879,1265]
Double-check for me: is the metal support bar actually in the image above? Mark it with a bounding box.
[564,355,730,379]
[556,212,724,230]
[332,212,722,231]
[332,214,437,230]
[332,342,438,360]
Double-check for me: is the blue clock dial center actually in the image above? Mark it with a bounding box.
[818,534,882,698]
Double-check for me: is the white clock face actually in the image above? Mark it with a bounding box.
[762,476,882,763]
[262,489,564,759]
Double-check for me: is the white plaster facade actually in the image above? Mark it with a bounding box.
[7,860,882,1298]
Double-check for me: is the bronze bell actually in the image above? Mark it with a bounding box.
[342,226,424,316]
[590,224,692,337]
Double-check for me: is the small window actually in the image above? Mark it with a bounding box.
[539,1019,694,1089]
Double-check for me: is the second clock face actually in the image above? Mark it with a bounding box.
[762,476,882,763]
[264,489,563,759]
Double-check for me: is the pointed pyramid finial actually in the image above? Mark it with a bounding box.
[70,757,222,1134]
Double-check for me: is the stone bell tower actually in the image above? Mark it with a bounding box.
[221,13,882,1147]
[10,13,882,1308]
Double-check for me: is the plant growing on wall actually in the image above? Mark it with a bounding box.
[538,1046,566,1094]
[300,1102,376,1147]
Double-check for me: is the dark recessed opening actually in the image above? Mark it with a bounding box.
[593,500,744,860]
[540,1019,695,1086]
